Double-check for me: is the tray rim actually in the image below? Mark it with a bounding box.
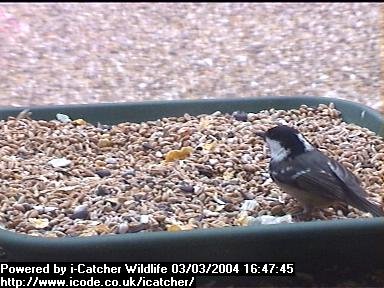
[0,96,383,116]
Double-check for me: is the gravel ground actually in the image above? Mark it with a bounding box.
[0,3,383,111]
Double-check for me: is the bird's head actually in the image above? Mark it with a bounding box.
[256,125,314,161]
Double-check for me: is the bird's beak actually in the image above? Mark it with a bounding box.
[255,131,266,139]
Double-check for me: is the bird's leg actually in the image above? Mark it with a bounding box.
[292,212,313,222]
[290,205,316,222]
[285,203,303,215]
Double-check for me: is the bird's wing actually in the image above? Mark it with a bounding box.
[326,156,383,215]
[270,151,356,201]
[326,157,368,197]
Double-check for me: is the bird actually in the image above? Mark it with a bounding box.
[256,125,384,219]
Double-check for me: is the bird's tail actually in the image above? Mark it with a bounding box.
[350,195,384,217]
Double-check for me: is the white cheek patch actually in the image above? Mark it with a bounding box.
[265,138,290,161]
[297,134,314,151]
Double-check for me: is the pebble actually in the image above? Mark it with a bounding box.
[248,215,293,225]
[232,111,249,122]
[48,158,72,168]
[70,205,90,220]
[211,111,222,117]
[105,158,118,164]
[117,222,129,234]
[95,169,112,178]
[197,166,214,178]
[241,154,253,164]
[209,159,219,165]
[32,206,44,213]
[56,113,72,123]
[269,191,281,198]
[240,200,259,211]
[97,123,112,131]
[223,162,233,168]
[44,207,57,213]
[271,205,284,216]
[203,210,220,217]
[128,223,147,233]
[95,186,110,196]
[243,164,257,173]
[12,203,25,212]
[122,169,136,177]
[179,185,195,193]
[142,143,154,150]
[98,139,112,148]
[224,203,237,212]
[155,151,163,158]
[27,210,39,218]
[140,215,150,224]
[95,160,106,167]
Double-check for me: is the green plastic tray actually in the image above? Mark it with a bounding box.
[0,97,383,275]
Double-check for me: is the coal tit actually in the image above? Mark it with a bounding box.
[257,125,384,218]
